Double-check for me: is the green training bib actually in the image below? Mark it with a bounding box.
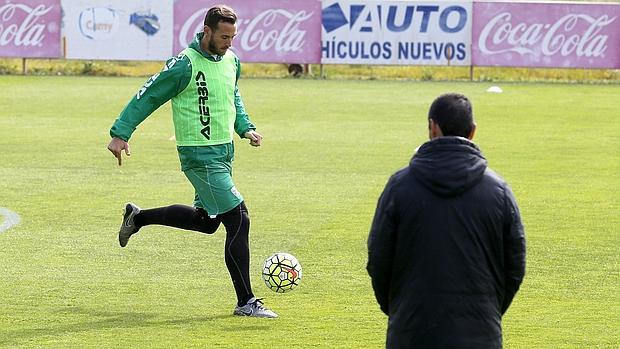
[172,48,237,146]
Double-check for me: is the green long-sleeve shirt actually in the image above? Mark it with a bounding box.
[110,33,255,143]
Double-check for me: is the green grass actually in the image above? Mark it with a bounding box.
[0,76,618,348]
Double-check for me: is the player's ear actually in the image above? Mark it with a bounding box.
[203,25,211,36]
[429,118,443,139]
[467,122,477,140]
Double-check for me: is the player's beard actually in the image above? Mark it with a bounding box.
[208,38,227,56]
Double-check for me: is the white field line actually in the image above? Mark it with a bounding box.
[0,208,20,233]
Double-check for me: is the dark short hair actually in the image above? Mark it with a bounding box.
[204,5,237,30]
[428,93,474,137]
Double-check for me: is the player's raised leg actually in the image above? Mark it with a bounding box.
[118,204,221,247]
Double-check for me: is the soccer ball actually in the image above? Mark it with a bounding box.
[262,252,302,293]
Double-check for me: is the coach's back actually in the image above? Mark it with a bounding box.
[367,94,525,349]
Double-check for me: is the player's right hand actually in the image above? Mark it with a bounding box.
[107,137,131,166]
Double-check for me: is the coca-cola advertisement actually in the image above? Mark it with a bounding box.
[472,2,620,69]
[173,0,322,64]
[0,0,61,58]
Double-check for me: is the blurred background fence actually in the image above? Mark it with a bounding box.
[1,0,619,81]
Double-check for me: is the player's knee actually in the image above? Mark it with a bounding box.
[221,202,250,235]
[238,202,249,222]
[195,207,219,234]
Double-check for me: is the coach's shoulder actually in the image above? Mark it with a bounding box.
[385,167,413,191]
[483,167,509,186]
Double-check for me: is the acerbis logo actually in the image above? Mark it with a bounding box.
[195,71,211,140]
[322,2,468,34]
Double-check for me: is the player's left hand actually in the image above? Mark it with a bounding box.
[244,130,262,147]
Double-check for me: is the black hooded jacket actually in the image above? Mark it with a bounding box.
[367,137,526,349]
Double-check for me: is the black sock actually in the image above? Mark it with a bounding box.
[219,202,255,306]
[134,204,220,234]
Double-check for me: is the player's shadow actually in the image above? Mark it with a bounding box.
[0,307,234,346]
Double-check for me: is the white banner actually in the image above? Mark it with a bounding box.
[321,0,472,65]
[61,0,172,60]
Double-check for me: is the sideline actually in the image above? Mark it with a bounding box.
[0,208,21,233]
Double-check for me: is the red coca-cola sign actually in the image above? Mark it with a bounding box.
[173,0,321,64]
[0,0,61,58]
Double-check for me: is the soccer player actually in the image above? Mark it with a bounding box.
[106,5,277,318]
[367,93,526,347]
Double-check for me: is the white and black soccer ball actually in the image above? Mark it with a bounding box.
[262,252,302,293]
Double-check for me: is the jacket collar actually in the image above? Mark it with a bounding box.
[189,32,222,62]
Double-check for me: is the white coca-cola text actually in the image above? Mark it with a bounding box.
[478,12,616,58]
[178,8,312,53]
[237,9,311,52]
[0,4,52,47]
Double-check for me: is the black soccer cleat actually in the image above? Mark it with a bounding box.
[118,203,141,247]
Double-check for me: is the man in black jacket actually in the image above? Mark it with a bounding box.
[367,93,526,348]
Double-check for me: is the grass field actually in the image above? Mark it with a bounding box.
[0,76,618,348]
